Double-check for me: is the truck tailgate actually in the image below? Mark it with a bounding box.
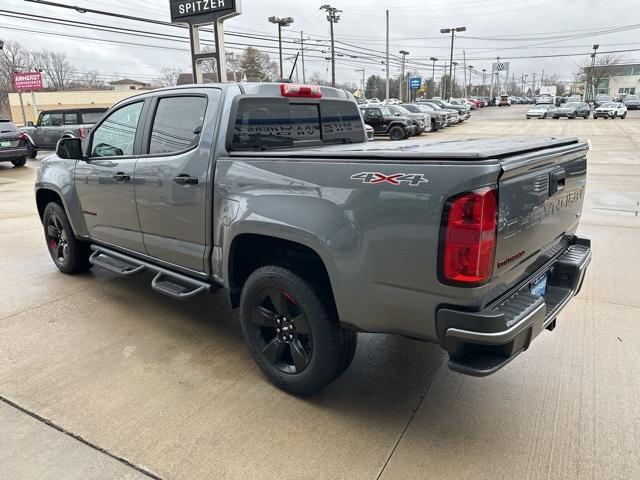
[491,141,588,294]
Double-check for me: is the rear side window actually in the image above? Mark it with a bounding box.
[81,111,105,124]
[64,113,79,125]
[149,96,208,154]
[231,97,364,151]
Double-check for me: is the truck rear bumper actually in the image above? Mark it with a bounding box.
[437,237,591,377]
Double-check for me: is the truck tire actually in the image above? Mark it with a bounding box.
[389,126,405,141]
[11,157,27,167]
[240,265,356,394]
[42,202,91,274]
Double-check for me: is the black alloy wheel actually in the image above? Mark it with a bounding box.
[248,287,313,374]
[240,264,357,394]
[42,202,91,274]
[45,212,69,267]
[389,126,405,141]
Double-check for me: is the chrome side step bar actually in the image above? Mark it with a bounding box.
[89,246,214,301]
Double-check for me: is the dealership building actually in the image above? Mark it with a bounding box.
[586,63,640,96]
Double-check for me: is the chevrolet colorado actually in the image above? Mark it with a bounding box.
[35,83,591,394]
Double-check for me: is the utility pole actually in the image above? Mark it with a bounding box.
[441,62,447,98]
[481,69,486,96]
[356,68,365,97]
[385,10,390,101]
[321,4,341,87]
[430,57,438,98]
[300,31,306,83]
[462,51,467,98]
[268,16,295,79]
[532,73,536,94]
[399,50,409,102]
[452,62,458,97]
[440,26,466,100]
[468,65,473,97]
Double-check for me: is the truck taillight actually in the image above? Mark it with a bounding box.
[280,83,322,98]
[79,127,87,138]
[440,187,497,286]
[18,132,28,140]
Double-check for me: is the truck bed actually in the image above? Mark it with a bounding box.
[228,136,583,161]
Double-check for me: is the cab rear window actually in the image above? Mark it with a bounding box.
[231,97,364,151]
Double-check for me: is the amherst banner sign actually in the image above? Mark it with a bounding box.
[170,0,237,25]
[12,72,44,92]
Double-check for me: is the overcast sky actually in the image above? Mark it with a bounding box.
[2,0,640,88]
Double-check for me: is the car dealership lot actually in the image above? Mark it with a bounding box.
[1,105,639,480]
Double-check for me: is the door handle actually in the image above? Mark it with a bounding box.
[173,174,199,186]
[112,172,130,183]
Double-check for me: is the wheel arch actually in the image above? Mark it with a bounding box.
[227,233,338,318]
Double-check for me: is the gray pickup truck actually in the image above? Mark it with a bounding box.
[22,108,107,149]
[35,83,591,394]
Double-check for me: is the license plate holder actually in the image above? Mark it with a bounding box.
[0,141,11,148]
[530,273,549,297]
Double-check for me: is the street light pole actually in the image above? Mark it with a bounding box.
[440,26,466,100]
[588,43,599,102]
[268,16,295,79]
[430,57,437,98]
[399,50,409,102]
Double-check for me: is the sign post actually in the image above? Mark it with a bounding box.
[409,76,421,101]
[169,0,242,83]
[13,72,44,125]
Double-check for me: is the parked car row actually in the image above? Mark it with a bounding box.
[360,97,471,140]
[1,107,109,168]
[525,101,628,119]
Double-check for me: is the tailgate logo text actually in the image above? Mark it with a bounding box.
[350,172,429,186]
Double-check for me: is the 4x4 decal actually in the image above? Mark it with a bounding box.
[350,172,429,186]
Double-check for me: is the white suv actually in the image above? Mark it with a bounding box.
[593,102,627,119]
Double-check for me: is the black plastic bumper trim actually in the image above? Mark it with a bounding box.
[439,236,591,377]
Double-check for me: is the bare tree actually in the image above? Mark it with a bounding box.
[158,67,182,87]
[78,70,106,89]
[0,41,36,119]
[542,73,566,96]
[0,41,35,92]
[582,53,624,99]
[33,50,76,90]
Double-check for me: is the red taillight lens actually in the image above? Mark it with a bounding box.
[441,187,497,286]
[18,132,28,140]
[280,83,322,98]
[78,127,87,138]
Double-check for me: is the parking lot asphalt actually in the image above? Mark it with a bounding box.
[1,105,639,480]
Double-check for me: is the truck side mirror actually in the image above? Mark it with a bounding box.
[27,121,35,127]
[56,137,83,160]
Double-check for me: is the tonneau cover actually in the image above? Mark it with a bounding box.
[229,136,582,160]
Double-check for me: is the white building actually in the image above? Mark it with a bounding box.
[586,63,640,97]
[108,78,150,91]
